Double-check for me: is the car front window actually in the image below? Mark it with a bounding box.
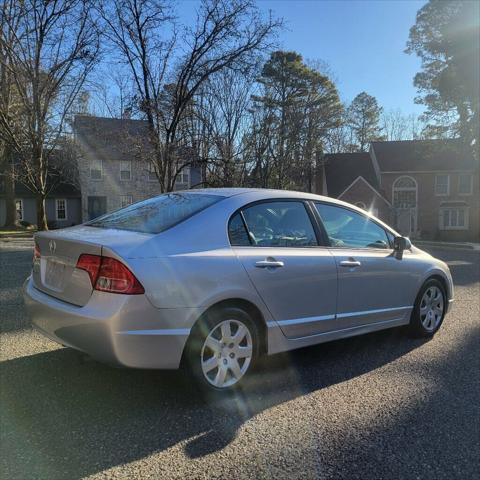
[315,203,391,249]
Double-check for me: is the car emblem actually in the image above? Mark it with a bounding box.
[49,240,56,254]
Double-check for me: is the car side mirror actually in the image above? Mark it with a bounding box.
[394,236,412,254]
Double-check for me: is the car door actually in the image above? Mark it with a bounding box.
[314,202,417,329]
[229,200,338,339]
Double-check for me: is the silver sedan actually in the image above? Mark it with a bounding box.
[24,189,454,391]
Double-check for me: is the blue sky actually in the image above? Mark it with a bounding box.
[177,0,426,115]
[257,0,426,114]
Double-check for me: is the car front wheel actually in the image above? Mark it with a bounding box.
[409,279,447,337]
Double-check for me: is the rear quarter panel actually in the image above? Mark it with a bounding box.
[121,195,275,324]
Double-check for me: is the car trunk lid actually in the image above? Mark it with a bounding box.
[32,226,151,306]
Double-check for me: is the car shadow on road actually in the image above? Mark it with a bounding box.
[1,327,427,479]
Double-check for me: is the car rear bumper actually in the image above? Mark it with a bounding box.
[23,276,200,369]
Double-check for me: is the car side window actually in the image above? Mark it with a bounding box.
[228,212,251,246]
[240,201,318,247]
[315,203,390,249]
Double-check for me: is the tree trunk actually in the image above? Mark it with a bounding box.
[3,167,16,227]
[36,195,48,231]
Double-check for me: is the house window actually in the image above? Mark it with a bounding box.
[175,167,190,186]
[15,199,23,221]
[435,174,450,196]
[439,207,469,230]
[90,159,102,179]
[120,195,133,208]
[393,176,417,208]
[148,163,157,181]
[120,160,131,181]
[458,174,472,195]
[55,199,67,220]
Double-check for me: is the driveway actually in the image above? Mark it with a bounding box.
[1,239,479,479]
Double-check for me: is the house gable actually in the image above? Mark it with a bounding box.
[338,175,391,206]
[323,152,381,198]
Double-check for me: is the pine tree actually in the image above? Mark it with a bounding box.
[348,92,384,151]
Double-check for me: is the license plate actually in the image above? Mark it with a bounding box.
[45,260,65,290]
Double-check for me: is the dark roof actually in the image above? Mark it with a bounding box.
[73,115,152,162]
[74,115,150,135]
[10,180,80,197]
[323,152,380,197]
[371,139,477,172]
[0,148,80,198]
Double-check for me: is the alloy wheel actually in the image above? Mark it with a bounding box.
[419,286,444,331]
[200,319,253,388]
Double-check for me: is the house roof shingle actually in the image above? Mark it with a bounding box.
[323,152,380,198]
[73,115,151,162]
[73,115,199,165]
[371,139,477,172]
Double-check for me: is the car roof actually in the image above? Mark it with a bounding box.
[186,188,400,236]
[186,187,332,201]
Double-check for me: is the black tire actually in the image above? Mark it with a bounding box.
[409,279,447,338]
[184,307,260,392]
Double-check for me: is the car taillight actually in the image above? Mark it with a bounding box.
[95,257,144,294]
[76,254,144,295]
[76,254,102,286]
[33,242,41,262]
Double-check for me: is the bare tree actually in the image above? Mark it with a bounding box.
[194,68,256,187]
[0,0,21,227]
[90,69,136,119]
[381,109,425,141]
[0,0,100,229]
[243,103,276,188]
[100,0,281,192]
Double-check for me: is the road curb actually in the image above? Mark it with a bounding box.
[415,241,480,251]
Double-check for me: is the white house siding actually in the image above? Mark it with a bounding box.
[45,198,82,228]
[0,197,81,228]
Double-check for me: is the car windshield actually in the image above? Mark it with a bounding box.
[87,192,224,234]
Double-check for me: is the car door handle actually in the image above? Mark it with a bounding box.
[255,258,284,268]
[339,260,361,268]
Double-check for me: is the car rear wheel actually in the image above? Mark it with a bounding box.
[185,307,259,391]
[409,279,446,337]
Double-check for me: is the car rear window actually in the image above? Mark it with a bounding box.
[87,193,224,234]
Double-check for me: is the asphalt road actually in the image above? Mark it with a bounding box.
[1,239,479,480]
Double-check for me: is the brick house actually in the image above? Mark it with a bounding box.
[321,152,392,221]
[318,139,479,242]
[74,115,202,221]
[372,140,479,241]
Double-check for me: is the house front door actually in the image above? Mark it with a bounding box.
[395,208,417,238]
[87,196,107,220]
[392,176,418,238]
